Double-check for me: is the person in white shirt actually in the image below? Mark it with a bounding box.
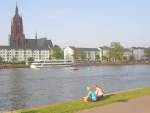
[93,84,104,100]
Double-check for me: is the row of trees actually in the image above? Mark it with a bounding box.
[0,56,34,64]
[107,42,124,62]
[108,42,150,62]
[0,57,3,64]
[104,42,150,62]
[51,45,64,59]
[144,48,150,60]
[102,42,136,62]
[0,56,17,64]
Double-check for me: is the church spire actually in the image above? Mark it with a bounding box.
[10,3,25,48]
[35,32,38,47]
[15,2,19,15]
[35,32,38,40]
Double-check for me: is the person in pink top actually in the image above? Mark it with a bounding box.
[93,84,104,100]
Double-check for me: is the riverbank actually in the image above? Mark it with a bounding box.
[0,61,150,69]
[14,87,150,113]
[0,64,29,69]
[72,61,150,67]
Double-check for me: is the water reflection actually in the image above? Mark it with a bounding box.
[7,69,28,111]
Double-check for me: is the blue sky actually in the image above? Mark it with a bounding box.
[0,0,150,47]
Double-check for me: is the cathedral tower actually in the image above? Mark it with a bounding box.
[10,4,25,48]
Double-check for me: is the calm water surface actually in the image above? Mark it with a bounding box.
[0,65,150,111]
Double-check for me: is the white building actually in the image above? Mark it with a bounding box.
[131,47,145,60]
[64,46,99,62]
[0,46,50,63]
[64,47,74,62]
[98,46,109,61]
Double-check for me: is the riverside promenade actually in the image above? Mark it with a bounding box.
[77,95,150,113]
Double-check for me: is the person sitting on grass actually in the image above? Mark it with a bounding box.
[93,84,104,100]
[83,86,97,102]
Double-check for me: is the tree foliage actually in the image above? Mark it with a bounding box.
[0,56,3,64]
[27,57,34,63]
[52,45,64,59]
[144,48,150,59]
[11,56,17,64]
[129,55,135,61]
[108,42,124,62]
[72,48,80,61]
[80,52,86,60]
[95,54,100,61]
[102,56,109,61]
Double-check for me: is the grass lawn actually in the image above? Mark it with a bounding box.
[16,87,150,113]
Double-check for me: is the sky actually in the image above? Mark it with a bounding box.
[0,0,150,48]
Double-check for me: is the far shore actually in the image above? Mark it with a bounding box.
[0,61,150,69]
[71,61,150,67]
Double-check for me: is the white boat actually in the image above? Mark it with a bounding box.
[30,64,37,69]
[30,60,73,68]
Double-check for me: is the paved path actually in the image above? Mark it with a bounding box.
[77,95,150,113]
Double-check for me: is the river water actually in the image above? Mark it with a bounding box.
[0,65,150,111]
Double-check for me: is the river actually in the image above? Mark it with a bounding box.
[0,65,150,111]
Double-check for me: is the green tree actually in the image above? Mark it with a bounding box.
[11,56,17,64]
[108,42,124,62]
[129,55,135,61]
[102,56,109,62]
[95,54,100,62]
[81,52,86,60]
[27,57,34,63]
[144,48,150,60]
[52,45,64,59]
[0,56,4,64]
[72,48,80,61]
[123,56,127,61]
[49,55,52,60]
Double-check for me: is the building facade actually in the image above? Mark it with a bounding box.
[131,47,146,61]
[98,46,109,61]
[64,47,74,62]
[64,46,147,62]
[64,46,99,62]
[0,47,50,62]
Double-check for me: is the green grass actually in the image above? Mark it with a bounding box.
[16,88,150,113]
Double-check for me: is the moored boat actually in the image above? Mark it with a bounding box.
[30,60,73,68]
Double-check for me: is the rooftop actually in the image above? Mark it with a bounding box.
[68,46,99,51]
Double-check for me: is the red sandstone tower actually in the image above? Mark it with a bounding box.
[10,5,25,48]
